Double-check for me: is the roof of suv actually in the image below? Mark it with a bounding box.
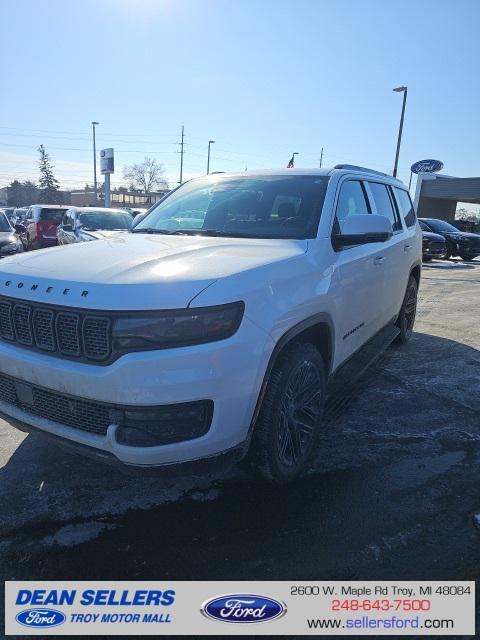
[30,204,68,209]
[208,166,405,186]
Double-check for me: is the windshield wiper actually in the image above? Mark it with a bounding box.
[131,228,177,234]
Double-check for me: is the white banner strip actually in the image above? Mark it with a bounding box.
[4,581,475,636]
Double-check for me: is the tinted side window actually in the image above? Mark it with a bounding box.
[394,187,416,227]
[335,180,370,232]
[369,182,401,232]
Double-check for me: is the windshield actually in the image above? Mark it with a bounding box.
[134,174,330,239]
[78,210,133,231]
[424,219,460,233]
[0,213,12,232]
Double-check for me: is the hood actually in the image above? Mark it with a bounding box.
[446,231,480,241]
[422,231,445,242]
[0,233,307,310]
[80,228,130,241]
[0,231,16,248]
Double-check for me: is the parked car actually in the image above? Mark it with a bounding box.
[24,204,68,250]
[57,207,133,245]
[418,218,480,261]
[0,211,24,258]
[13,207,29,225]
[418,222,446,261]
[0,166,421,483]
[3,207,16,224]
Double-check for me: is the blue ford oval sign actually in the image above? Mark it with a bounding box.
[16,608,66,628]
[411,159,444,174]
[201,593,286,623]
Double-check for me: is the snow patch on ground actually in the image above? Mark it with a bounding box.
[41,521,115,547]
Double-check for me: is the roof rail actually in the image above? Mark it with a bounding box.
[333,164,391,178]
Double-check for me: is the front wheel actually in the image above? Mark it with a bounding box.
[395,276,418,344]
[460,254,474,262]
[245,342,326,483]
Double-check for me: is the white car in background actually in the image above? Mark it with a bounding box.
[57,207,133,244]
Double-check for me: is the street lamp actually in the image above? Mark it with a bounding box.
[91,121,99,203]
[207,140,215,175]
[392,86,407,178]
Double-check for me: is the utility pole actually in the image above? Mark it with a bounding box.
[392,86,408,177]
[92,121,99,203]
[319,147,324,168]
[179,125,185,184]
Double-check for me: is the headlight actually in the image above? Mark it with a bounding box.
[0,241,19,254]
[112,301,244,351]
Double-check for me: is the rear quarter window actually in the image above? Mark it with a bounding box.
[394,188,416,228]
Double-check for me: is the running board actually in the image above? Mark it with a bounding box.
[328,324,400,396]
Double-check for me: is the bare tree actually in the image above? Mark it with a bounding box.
[123,157,168,193]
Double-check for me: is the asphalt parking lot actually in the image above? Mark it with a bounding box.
[1,260,479,611]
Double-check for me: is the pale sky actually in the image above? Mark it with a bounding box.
[1,0,479,194]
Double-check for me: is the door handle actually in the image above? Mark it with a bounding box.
[374,256,386,265]
[404,244,412,252]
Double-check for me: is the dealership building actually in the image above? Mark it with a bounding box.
[414,173,480,223]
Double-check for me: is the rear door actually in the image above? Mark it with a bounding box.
[329,178,386,364]
[365,181,407,326]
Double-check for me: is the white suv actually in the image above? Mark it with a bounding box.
[0,167,421,483]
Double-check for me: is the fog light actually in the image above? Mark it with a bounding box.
[115,400,213,447]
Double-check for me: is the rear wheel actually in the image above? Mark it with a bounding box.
[395,276,418,344]
[245,342,326,483]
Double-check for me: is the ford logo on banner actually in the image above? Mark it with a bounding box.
[16,608,66,628]
[411,159,444,174]
[201,594,286,623]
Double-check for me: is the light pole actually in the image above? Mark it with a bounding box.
[392,86,407,178]
[91,121,99,203]
[207,140,215,174]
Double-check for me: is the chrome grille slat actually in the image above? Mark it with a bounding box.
[0,296,111,362]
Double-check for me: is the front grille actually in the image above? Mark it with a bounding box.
[0,296,111,362]
[0,372,111,435]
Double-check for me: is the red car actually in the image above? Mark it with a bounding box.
[24,204,68,250]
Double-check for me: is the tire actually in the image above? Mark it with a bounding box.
[395,276,418,345]
[460,254,474,262]
[422,256,432,262]
[245,342,326,483]
[441,249,451,260]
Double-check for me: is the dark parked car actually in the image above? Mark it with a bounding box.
[418,223,446,261]
[0,212,24,257]
[418,218,480,261]
[24,204,68,250]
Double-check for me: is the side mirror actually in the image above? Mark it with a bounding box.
[333,214,393,249]
[14,223,26,233]
[131,212,148,229]
[62,224,73,232]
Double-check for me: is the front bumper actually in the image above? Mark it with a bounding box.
[0,315,274,467]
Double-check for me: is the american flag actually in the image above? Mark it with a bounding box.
[287,155,295,169]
